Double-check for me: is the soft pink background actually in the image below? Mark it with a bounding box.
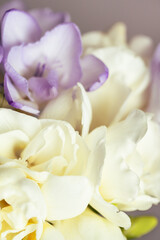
[0,0,160,239]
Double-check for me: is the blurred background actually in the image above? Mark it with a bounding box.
[0,0,160,239]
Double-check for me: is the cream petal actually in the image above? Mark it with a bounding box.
[113,70,150,123]
[41,175,93,220]
[40,222,64,240]
[55,208,126,240]
[129,35,154,60]
[85,126,107,186]
[41,83,92,136]
[88,77,130,128]
[0,109,41,138]
[88,46,149,127]
[100,110,147,202]
[1,223,37,240]
[82,22,126,53]
[0,130,29,159]
[92,47,147,88]
[137,119,160,199]
[0,167,46,225]
[90,190,131,229]
[107,22,127,46]
[116,194,159,211]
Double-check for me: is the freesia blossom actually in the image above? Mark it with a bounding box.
[81,23,152,129]
[94,110,159,215]
[0,7,108,114]
[0,108,94,219]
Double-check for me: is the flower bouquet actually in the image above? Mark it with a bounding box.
[0,0,159,239]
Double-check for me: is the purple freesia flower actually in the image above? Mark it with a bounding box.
[147,44,160,124]
[1,9,108,114]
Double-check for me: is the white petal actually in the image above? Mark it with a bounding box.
[0,109,41,138]
[41,83,92,136]
[55,208,126,240]
[90,190,131,229]
[100,110,147,202]
[40,222,64,240]
[85,126,107,186]
[41,175,93,220]
[89,78,130,128]
[129,35,154,60]
[0,130,29,159]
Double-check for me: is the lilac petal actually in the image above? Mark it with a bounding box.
[5,61,32,100]
[28,70,58,104]
[1,9,41,52]
[0,0,25,21]
[80,55,109,91]
[29,8,70,35]
[4,74,39,114]
[0,46,3,63]
[6,23,82,89]
[147,44,160,123]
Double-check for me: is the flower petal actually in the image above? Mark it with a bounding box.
[40,222,64,240]
[41,83,92,136]
[0,46,3,63]
[28,70,58,104]
[0,130,29,159]
[6,23,82,89]
[55,208,126,240]
[81,55,109,91]
[0,108,41,138]
[41,175,93,220]
[29,8,70,34]
[88,77,130,128]
[1,9,41,52]
[90,190,131,229]
[100,110,147,202]
[147,44,160,123]
[4,74,39,114]
[85,126,107,186]
[129,35,154,60]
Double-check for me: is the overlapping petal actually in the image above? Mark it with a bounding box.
[41,83,92,136]
[1,9,41,52]
[80,55,109,91]
[87,46,149,128]
[42,175,92,220]
[55,208,126,240]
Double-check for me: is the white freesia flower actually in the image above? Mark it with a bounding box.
[88,46,150,129]
[81,23,152,129]
[0,108,94,220]
[90,110,159,220]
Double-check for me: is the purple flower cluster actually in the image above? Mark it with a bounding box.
[0,1,108,114]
